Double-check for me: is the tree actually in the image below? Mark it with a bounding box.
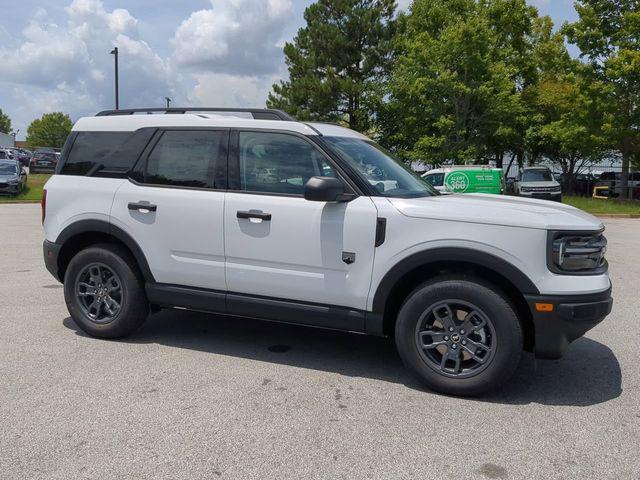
[26,113,73,149]
[377,0,531,164]
[564,0,640,197]
[267,0,396,132]
[0,109,11,134]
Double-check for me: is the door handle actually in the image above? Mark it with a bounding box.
[237,210,271,221]
[128,202,157,213]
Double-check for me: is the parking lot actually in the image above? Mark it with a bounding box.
[0,203,638,479]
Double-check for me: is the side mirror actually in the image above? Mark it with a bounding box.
[304,176,354,202]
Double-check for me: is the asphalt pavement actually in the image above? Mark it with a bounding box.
[0,204,638,479]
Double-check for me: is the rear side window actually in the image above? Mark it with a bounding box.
[60,131,152,176]
[425,173,444,187]
[144,130,226,189]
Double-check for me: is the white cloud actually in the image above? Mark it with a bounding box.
[171,0,293,75]
[189,73,281,107]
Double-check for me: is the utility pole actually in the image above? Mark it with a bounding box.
[165,97,172,109]
[110,47,119,110]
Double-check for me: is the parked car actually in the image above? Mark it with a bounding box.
[42,107,612,397]
[29,150,58,173]
[595,171,640,199]
[0,159,27,196]
[556,172,598,197]
[513,166,562,202]
[422,166,505,194]
[8,148,33,168]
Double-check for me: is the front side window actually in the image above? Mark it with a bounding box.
[238,131,336,195]
[425,172,444,187]
[145,130,226,188]
[323,137,439,198]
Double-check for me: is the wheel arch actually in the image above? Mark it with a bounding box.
[55,219,154,284]
[369,248,538,351]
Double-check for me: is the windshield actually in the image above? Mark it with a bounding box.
[0,163,18,175]
[522,169,553,182]
[323,137,439,197]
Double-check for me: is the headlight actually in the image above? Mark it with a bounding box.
[8,177,19,184]
[548,231,607,274]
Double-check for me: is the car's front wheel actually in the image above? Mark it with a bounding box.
[64,244,149,339]
[395,276,523,396]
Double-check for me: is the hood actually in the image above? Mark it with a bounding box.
[388,193,603,231]
[0,174,18,181]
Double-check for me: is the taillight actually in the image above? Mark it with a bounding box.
[41,189,47,225]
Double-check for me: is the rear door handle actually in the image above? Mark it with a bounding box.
[128,202,157,213]
[237,210,271,221]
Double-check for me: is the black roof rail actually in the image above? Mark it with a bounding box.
[95,107,295,121]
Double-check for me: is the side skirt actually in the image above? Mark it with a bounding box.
[145,282,368,333]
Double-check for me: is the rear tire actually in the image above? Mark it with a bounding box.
[64,244,149,339]
[395,276,522,396]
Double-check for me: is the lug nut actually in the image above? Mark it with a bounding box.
[449,327,454,332]
[462,340,467,345]
[460,329,465,335]
[444,336,449,341]
[451,344,457,349]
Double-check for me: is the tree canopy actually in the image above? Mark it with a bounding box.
[26,112,73,149]
[0,109,11,135]
[267,0,396,132]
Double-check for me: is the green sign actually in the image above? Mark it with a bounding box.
[445,171,470,193]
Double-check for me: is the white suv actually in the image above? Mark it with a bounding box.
[42,108,612,396]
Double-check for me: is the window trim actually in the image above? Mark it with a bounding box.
[129,127,230,191]
[227,128,360,198]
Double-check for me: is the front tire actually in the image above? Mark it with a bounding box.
[395,277,522,396]
[64,244,149,339]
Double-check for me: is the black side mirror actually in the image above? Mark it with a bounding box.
[304,176,354,202]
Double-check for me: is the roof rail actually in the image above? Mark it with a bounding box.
[95,107,295,121]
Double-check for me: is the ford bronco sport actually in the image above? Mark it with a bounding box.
[42,108,613,396]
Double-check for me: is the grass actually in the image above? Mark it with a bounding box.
[0,174,51,203]
[563,195,640,215]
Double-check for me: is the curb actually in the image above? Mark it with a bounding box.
[595,214,640,218]
[0,200,41,204]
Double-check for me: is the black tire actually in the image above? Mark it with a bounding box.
[395,276,522,397]
[64,244,149,339]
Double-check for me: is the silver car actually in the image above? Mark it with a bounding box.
[514,167,562,202]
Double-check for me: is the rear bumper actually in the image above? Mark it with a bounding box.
[43,240,62,282]
[525,288,613,359]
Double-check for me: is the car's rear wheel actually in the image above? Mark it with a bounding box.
[395,276,522,396]
[64,244,149,339]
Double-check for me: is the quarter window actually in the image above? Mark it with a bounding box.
[145,130,226,188]
[238,131,336,195]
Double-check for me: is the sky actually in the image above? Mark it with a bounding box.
[0,0,578,140]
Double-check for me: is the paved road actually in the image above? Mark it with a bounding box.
[1,204,638,479]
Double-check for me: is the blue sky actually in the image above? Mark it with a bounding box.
[0,0,578,139]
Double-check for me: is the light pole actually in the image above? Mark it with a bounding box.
[165,97,172,109]
[110,47,119,110]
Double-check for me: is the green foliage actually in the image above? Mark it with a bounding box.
[267,0,396,132]
[26,112,73,149]
[0,109,11,134]
[564,0,640,196]
[378,0,537,164]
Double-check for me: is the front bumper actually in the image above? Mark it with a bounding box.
[525,288,613,359]
[519,191,562,202]
[43,240,62,282]
[0,183,21,194]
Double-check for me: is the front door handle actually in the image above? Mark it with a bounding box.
[128,202,157,213]
[237,210,271,221]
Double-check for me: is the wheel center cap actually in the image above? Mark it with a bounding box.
[451,333,461,343]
